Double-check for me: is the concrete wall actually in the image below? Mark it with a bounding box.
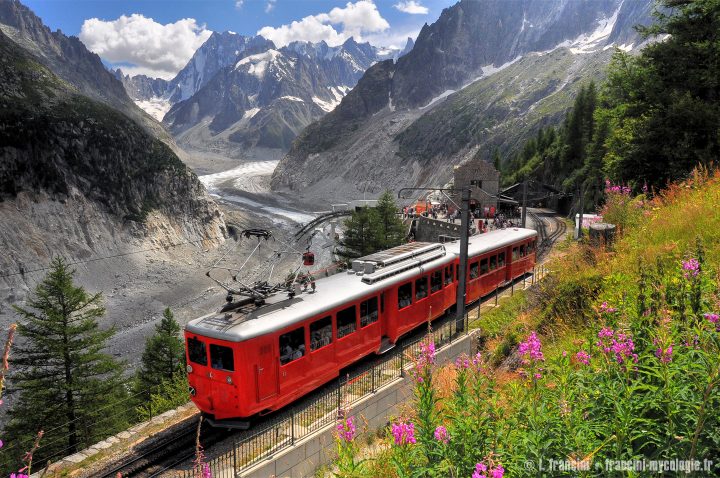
[240,331,477,478]
[453,159,500,210]
[413,216,465,243]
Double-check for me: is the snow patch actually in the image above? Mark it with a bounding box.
[280,96,304,102]
[243,107,260,119]
[618,43,634,52]
[134,97,172,121]
[235,49,282,79]
[312,96,339,112]
[569,2,622,54]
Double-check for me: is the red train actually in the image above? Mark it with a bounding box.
[184,227,537,426]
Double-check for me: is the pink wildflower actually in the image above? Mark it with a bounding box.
[596,330,638,364]
[576,350,591,365]
[704,313,719,324]
[433,425,449,444]
[455,355,471,369]
[599,302,617,314]
[391,421,416,445]
[201,463,212,478]
[682,258,700,279]
[518,332,545,364]
[336,416,356,442]
[655,346,673,364]
[412,339,436,382]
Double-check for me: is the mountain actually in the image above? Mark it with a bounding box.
[0,0,173,144]
[161,36,394,157]
[271,0,654,202]
[0,26,225,287]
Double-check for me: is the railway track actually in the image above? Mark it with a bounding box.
[527,209,567,259]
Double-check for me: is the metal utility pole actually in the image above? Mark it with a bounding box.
[577,186,585,240]
[456,188,470,331]
[398,187,472,332]
[521,179,528,228]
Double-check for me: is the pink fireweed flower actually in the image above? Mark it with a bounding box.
[336,416,356,442]
[472,462,504,478]
[433,425,449,444]
[412,339,436,382]
[599,302,617,314]
[518,332,545,364]
[472,463,488,478]
[596,330,638,364]
[576,350,591,365]
[704,313,719,324]
[655,346,673,363]
[201,463,212,478]
[491,466,505,478]
[391,421,416,445]
[682,258,700,278]
[455,355,471,369]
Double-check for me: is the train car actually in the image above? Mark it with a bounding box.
[184,227,537,427]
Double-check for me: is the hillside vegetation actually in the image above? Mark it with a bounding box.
[504,0,720,204]
[331,169,720,478]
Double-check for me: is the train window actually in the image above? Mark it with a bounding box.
[310,316,332,351]
[489,255,497,270]
[498,252,506,267]
[430,270,442,293]
[337,306,357,338]
[469,261,479,279]
[187,337,207,366]
[415,277,428,300]
[280,327,306,365]
[398,283,412,309]
[512,247,519,261]
[360,297,379,327]
[520,244,527,257]
[480,258,489,275]
[210,344,234,371]
[444,265,453,286]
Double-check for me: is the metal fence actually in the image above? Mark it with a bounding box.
[176,316,464,477]
[177,266,548,477]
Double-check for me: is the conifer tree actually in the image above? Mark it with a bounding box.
[136,307,185,394]
[6,258,127,465]
[373,191,406,250]
[338,206,380,261]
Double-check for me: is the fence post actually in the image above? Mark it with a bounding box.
[291,409,295,445]
[511,280,514,296]
[372,361,376,393]
[400,347,405,378]
[523,273,526,288]
[336,382,341,415]
[495,285,498,306]
[532,267,535,285]
[232,437,238,471]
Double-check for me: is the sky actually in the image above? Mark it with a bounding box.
[23,0,456,79]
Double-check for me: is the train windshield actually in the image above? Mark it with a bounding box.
[187,337,207,366]
[210,344,234,371]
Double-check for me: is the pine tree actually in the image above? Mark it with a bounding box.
[136,308,185,394]
[338,206,380,261]
[373,191,406,250]
[6,258,127,466]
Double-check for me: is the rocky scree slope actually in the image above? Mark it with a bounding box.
[271,0,653,201]
[0,29,226,301]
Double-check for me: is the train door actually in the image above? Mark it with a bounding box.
[429,269,444,320]
[186,335,213,411]
[308,315,336,380]
[207,341,239,418]
[336,304,361,364]
[278,325,310,396]
[255,339,278,402]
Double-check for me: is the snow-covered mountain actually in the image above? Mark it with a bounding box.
[271,0,655,202]
[118,32,412,156]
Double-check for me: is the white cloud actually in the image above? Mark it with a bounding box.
[265,0,276,13]
[79,14,212,80]
[365,26,420,49]
[235,0,244,9]
[394,1,429,15]
[257,0,389,48]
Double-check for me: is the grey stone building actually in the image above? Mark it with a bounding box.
[453,154,500,213]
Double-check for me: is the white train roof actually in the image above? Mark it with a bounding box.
[185,227,536,343]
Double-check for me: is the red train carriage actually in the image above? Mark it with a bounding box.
[184,227,537,426]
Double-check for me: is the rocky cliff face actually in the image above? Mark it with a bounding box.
[0,28,225,293]
[0,0,175,145]
[271,0,653,202]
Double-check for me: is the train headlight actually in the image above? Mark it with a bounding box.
[186,364,193,374]
[226,376,233,385]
